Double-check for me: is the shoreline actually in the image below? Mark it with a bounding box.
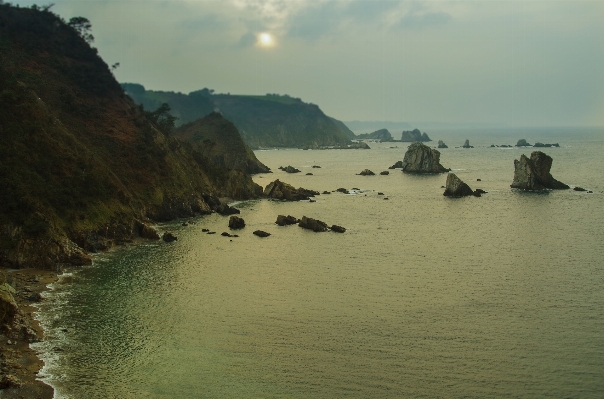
[1,269,58,399]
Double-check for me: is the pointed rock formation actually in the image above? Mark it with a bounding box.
[438,140,448,148]
[401,128,431,142]
[511,151,570,190]
[443,173,474,197]
[399,143,450,174]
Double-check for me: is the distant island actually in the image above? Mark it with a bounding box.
[356,128,394,141]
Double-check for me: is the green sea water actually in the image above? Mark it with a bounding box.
[34,127,604,398]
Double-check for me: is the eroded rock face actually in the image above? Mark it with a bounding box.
[443,173,474,197]
[400,142,450,174]
[511,151,570,190]
[264,180,319,201]
[298,216,328,232]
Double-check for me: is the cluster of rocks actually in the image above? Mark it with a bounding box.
[264,179,320,201]
[278,165,301,173]
[401,129,431,142]
[516,139,560,148]
[490,144,513,148]
[277,215,346,233]
[443,174,487,197]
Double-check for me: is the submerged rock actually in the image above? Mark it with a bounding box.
[443,173,474,197]
[511,151,570,190]
[282,165,301,173]
[264,179,320,201]
[534,142,560,148]
[573,186,587,192]
[228,216,245,229]
[298,216,329,232]
[399,142,450,174]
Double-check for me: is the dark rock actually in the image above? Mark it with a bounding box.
[312,165,322,168]
[533,142,559,148]
[474,189,487,194]
[401,128,431,142]
[443,173,474,197]
[356,128,393,141]
[322,191,331,194]
[283,165,301,173]
[202,228,209,232]
[331,225,346,233]
[336,188,349,194]
[358,169,375,176]
[380,171,389,175]
[221,232,232,237]
[461,139,474,148]
[298,216,329,232]
[389,160,404,169]
[378,192,384,195]
[253,230,271,237]
[207,231,216,235]
[511,151,570,190]
[516,139,532,147]
[182,222,188,226]
[400,142,450,174]
[383,197,389,200]
[0,374,22,389]
[228,216,245,229]
[216,203,240,215]
[276,215,299,226]
[573,186,587,191]
[477,178,481,181]
[306,173,313,175]
[136,221,161,240]
[437,140,448,148]
[162,232,177,242]
[27,292,43,302]
[264,179,319,201]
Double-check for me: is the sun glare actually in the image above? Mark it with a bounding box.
[257,32,275,48]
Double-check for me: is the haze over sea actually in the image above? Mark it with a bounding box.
[34,127,603,398]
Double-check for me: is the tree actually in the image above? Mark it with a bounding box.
[144,103,177,135]
[68,16,94,44]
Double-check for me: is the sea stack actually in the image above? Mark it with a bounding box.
[437,140,448,148]
[264,179,320,201]
[511,151,570,190]
[443,173,474,197]
[399,142,450,174]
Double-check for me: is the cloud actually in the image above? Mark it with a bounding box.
[237,32,257,48]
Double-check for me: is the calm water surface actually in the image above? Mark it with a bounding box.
[34,128,604,398]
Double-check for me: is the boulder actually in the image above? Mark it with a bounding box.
[516,139,531,147]
[461,139,473,148]
[215,203,240,215]
[389,160,404,169]
[136,222,160,240]
[443,173,474,197]
[573,186,587,192]
[437,140,448,148]
[0,282,18,325]
[312,165,322,168]
[336,188,349,194]
[400,142,450,174]
[283,165,301,173]
[264,179,319,201]
[162,232,177,242]
[511,151,570,190]
[276,215,299,226]
[358,169,375,176]
[253,230,271,237]
[298,216,329,232]
[228,216,245,229]
[331,225,346,233]
[380,171,389,175]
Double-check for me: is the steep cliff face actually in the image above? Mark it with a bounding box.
[511,152,569,190]
[399,143,449,174]
[0,5,261,269]
[174,112,270,174]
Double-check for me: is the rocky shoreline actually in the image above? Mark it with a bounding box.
[1,269,57,399]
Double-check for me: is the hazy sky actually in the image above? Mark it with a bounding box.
[15,0,604,126]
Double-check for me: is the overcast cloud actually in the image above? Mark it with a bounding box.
[14,0,604,126]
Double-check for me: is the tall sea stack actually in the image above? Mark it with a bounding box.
[511,151,569,190]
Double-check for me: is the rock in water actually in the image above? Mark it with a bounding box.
[437,140,448,148]
[511,151,570,190]
[276,215,299,226]
[401,129,431,142]
[162,232,177,242]
[253,230,271,237]
[298,216,329,232]
[264,179,320,201]
[389,160,404,169]
[462,139,473,148]
[400,142,450,174]
[358,169,375,176]
[443,173,475,197]
[516,139,531,147]
[380,171,389,175]
[331,225,346,233]
[283,165,301,173]
[228,216,245,229]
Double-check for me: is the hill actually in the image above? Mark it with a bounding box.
[0,4,262,270]
[121,86,354,149]
[356,128,394,141]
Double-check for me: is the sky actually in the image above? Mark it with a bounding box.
[14,0,604,127]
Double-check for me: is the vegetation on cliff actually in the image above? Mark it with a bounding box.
[0,4,261,269]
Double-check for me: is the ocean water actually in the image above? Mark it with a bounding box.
[33,128,604,398]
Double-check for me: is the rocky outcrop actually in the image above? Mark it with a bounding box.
[162,232,177,242]
[511,151,570,190]
[278,165,301,173]
[331,225,346,233]
[356,129,393,141]
[264,180,320,201]
[253,230,271,237]
[358,169,375,176]
[276,215,299,226]
[461,139,473,148]
[399,143,450,174]
[380,171,389,175]
[228,216,245,229]
[516,139,531,147]
[443,173,474,197]
[389,160,404,169]
[136,222,161,240]
[298,216,329,232]
[401,129,431,142]
[533,142,560,148]
[438,140,448,148]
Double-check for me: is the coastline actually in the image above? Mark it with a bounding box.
[1,269,58,399]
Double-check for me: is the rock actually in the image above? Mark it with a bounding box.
[322,191,331,195]
[462,139,473,148]
[215,203,240,215]
[228,216,245,229]
[306,173,313,175]
[253,230,271,237]
[0,283,18,324]
[358,169,375,176]
[383,197,389,200]
[400,142,450,174]
[389,160,404,169]
[356,128,394,141]
[437,140,448,148]
[202,228,209,232]
[283,165,301,173]
[336,188,349,194]
[27,292,43,302]
[477,178,481,181]
[182,222,188,226]
[136,222,160,240]
[473,189,488,197]
[378,192,384,195]
[401,128,431,142]
[312,165,322,168]
[380,171,389,175]
[0,374,22,389]
[276,215,299,226]
[516,139,531,147]
[331,225,346,233]
[443,173,475,197]
[511,151,570,190]
[298,216,329,232]
[221,232,233,237]
[573,186,587,191]
[207,231,216,234]
[162,232,177,242]
[533,142,560,148]
[264,179,319,201]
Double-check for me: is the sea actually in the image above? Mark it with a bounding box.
[32,127,604,398]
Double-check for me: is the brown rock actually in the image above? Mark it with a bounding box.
[228,216,245,229]
[298,216,328,232]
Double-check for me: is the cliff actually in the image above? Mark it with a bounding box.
[0,5,262,269]
[511,151,569,190]
[173,112,270,174]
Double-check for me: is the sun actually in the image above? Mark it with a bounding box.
[257,32,275,48]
